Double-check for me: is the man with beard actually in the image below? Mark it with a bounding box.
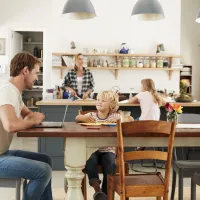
[0,52,53,200]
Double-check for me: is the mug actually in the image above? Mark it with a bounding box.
[63,91,70,99]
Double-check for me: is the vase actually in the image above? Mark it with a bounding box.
[167,112,178,123]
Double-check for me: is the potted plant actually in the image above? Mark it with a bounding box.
[175,79,192,102]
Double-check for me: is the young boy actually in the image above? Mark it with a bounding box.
[76,91,133,200]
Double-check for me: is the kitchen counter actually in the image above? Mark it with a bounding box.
[36,99,200,107]
[35,99,200,170]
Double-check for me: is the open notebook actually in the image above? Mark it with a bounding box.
[79,122,116,126]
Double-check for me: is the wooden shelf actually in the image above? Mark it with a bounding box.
[52,66,182,80]
[24,42,43,45]
[28,106,38,109]
[24,89,43,92]
[52,52,181,58]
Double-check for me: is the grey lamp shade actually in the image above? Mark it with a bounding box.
[62,0,96,20]
[196,9,200,23]
[131,0,165,21]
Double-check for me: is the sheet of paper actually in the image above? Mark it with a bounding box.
[176,124,200,129]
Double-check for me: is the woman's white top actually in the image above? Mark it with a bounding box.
[136,91,160,120]
[77,77,83,96]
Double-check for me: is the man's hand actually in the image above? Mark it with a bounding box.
[24,112,45,125]
[33,112,45,125]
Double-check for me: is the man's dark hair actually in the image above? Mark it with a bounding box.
[10,52,41,77]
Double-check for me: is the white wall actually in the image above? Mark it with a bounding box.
[0,0,181,94]
[181,0,200,99]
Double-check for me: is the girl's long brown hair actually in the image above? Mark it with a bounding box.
[141,78,162,106]
[74,53,83,71]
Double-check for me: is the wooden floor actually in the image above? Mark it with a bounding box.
[52,186,200,200]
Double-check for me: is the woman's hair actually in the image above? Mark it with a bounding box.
[74,53,83,71]
[97,90,119,113]
[141,78,162,106]
[10,52,41,77]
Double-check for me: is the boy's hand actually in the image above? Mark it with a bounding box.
[107,118,118,123]
[123,116,134,122]
[82,114,96,123]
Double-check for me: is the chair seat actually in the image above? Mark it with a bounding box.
[111,173,164,186]
[108,173,165,197]
[174,160,200,169]
[0,178,25,188]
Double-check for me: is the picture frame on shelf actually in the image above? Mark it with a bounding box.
[0,38,5,55]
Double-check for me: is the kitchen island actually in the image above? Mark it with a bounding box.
[36,99,200,170]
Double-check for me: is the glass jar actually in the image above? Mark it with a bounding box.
[137,57,144,68]
[117,58,122,67]
[150,57,157,68]
[123,57,129,67]
[157,57,163,68]
[129,57,136,68]
[93,59,97,67]
[163,58,169,68]
[144,57,150,68]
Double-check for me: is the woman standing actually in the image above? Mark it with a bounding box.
[62,53,95,99]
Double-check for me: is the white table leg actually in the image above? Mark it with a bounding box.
[64,138,86,200]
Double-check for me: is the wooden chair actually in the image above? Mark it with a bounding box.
[107,120,176,200]
[78,110,129,200]
[171,113,200,200]
[191,172,200,200]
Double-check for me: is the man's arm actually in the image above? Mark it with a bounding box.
[0,105,44,133]
[21,105,33,119]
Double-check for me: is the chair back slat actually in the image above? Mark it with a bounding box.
[124,151,168,161]
[121,120,172,136]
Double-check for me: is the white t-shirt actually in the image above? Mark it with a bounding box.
[0,81,24,155]
[136,91,160,121]
[77,77,83,96]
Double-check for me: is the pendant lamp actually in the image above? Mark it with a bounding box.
[131,0,165,21]
[62,0,96,20]
[196,9,200,23]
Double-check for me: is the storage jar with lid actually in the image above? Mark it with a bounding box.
[157,57,163,68]
[150,57,156,68]
[123,57,129,67]
[163,58,169,68]
[137,57,144,68]
[144,57,150,68]
[117,58,122,67]
[129,57,136,67]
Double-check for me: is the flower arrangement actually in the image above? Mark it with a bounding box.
[175,79,192,102]
[165,103,183,122]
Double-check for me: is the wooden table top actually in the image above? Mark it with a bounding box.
[17,122,200,138]
[36,99,200,107]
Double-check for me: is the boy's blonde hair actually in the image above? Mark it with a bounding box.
[141,78,162,106]
[97,91,119,113]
